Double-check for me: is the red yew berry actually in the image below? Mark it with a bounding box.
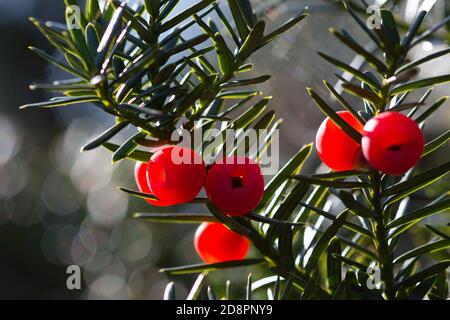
[362,112,424,175]
[315,111,365,171]
[134,161,177,206]
[194,222,249,263]
[146,145,206,204]
[205,156,264,216]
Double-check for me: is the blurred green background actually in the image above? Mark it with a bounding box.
[0,0,448,299]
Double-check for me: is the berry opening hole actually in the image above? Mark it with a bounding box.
[387,144,403,151]
[231,176,244,189]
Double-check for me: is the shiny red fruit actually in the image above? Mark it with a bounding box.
[147,146,206,204]
[194,222,249,264]
[315,111,365,171]
[362,112,424,175]
[134,161,177,206]
[205,156,264,216]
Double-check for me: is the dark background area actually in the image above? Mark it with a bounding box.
[0,0,71,299]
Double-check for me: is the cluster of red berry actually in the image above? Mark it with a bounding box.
[134,146,262,263]
[316,111,424,175]
[133,111,424,265]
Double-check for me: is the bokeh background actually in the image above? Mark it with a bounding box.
[0,0,448,299]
